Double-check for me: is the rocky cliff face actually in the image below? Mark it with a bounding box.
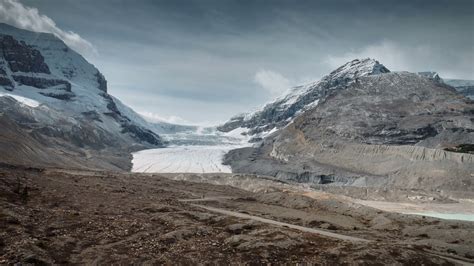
[0,23,163,170]
[224,59,474,191]
[0,35,50,74]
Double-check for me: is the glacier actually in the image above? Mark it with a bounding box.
[131,126,251,173]
[132,145,239,173]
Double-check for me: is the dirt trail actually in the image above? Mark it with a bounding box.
[180,196,371,242]
[190,203,371,243]
[178,197,238,202]
[181,196,474,264]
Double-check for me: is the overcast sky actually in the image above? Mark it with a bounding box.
[1,0,473,125]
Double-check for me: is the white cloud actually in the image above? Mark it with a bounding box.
[0,0,97,57]
[324,39,474,79]
[254,69,291,97]
[138,111,190,125]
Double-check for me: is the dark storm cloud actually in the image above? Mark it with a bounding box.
[13,0,474,124]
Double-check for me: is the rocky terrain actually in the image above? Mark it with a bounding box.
[417,72,474,100]
[1,164,473,265]
[223,59,474,192]
[0,97,135,171]
[444,79,474,100]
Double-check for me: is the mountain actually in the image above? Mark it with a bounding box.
[224,59,474,192]
[218,59,390,141]
[0,23,163,170]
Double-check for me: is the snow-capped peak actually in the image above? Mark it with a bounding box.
[0,23,163,147]
[277,58,389,109]
[218,58,390,138]
[330,58,389,77]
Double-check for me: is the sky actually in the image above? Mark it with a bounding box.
[1,0,473,125]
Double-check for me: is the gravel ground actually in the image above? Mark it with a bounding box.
[1,165,472,265]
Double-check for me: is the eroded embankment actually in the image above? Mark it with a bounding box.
[268,141,474,191]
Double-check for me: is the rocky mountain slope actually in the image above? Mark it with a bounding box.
[0,23,164,170]
[417,71,474,100]
[444,79,474,100]
[224,59,474,192]
[218,59,390,141]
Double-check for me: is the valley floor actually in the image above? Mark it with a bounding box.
[1,165,474,265]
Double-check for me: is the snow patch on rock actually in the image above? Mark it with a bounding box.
[0,91,39,107]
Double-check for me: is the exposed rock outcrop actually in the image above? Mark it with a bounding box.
[0,35,50,74]
[12,75,71,91]
[0,75,12,88]
[95,71,107,92]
